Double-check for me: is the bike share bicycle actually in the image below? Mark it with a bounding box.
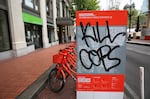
[48,43,76,93]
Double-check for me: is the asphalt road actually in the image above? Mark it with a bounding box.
[126,43,150,99]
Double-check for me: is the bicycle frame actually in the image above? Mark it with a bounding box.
[53,45,76,81]
[49,43,77,93]
[58,51,76,80]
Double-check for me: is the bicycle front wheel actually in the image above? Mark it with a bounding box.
[48,68,65,93]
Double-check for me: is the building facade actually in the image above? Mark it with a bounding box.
[141,0,150,40]
[0,0,74,60]
[100,0,121,10]
[109,0,121,10]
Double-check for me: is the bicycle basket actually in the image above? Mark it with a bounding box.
[53,54,63,64]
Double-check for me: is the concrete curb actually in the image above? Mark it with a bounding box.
[124,82,139,99]
[126,41,150,46]
[16,65,55,99]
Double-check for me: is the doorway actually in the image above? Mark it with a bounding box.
[24,23,43,49]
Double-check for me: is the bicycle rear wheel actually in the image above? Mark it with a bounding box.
[48,68,65,93]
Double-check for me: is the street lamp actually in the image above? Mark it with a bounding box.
[129,0,132,33]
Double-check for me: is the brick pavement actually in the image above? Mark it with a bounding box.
[0,43,73,99]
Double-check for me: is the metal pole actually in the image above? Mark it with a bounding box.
[139,66,144,99]
[129,0,132,33]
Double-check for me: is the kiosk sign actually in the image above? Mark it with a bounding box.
[76,10,128,99]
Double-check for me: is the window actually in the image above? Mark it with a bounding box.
[23,0,39,11]
[47,27,51,43]
[24,0,34,9]
[24,23,43,49]
[50,0,53,17]
[51,30,55,42]
[0,0,7,10]
[47,26,55,43]
[66,7,69,17]
[0,0,6,6]
[24,23,33,46]
[56,0,60,17]
[46,0,50,16]
[34,0,39,11]
[46,0,53,17]
[0,10,11,52]
[62,1,65,17]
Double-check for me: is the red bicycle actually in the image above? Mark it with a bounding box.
[48,44,76,93]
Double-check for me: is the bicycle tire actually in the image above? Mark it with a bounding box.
[48,68,65,93]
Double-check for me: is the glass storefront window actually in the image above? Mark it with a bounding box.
[48,26,55,43]
[25,23,33,46]
[47,27,51,43]
[24,23,42,49]
[26,30,33,45]
[51,30,55,42]
[0,10,11,52]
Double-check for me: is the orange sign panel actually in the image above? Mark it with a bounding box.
[76,10,128,26]
[76,74,124,92]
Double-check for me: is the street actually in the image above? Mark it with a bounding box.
[126,43,150,99]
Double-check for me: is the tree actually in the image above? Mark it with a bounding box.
[124,3,140,28]
[135,16,139,32]
[123,2,147,31]
[139,13,147,26]
[69,0,100,18]
[75,0,100,10]
[130,9,138,27]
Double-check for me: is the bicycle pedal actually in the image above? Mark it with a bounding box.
[64,79,66,83]
[73,77,76,81]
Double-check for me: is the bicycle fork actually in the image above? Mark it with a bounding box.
[63,64,76,80]
[56,67,66,83]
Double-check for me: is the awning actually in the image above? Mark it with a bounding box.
[56,17,74,26]
[22,12,42,25]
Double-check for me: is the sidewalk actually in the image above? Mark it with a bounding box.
[0,43,73,99]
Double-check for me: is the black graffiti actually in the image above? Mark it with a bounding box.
[79,45,121,71]
[80,21,126,47]
[79,21,125,71]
